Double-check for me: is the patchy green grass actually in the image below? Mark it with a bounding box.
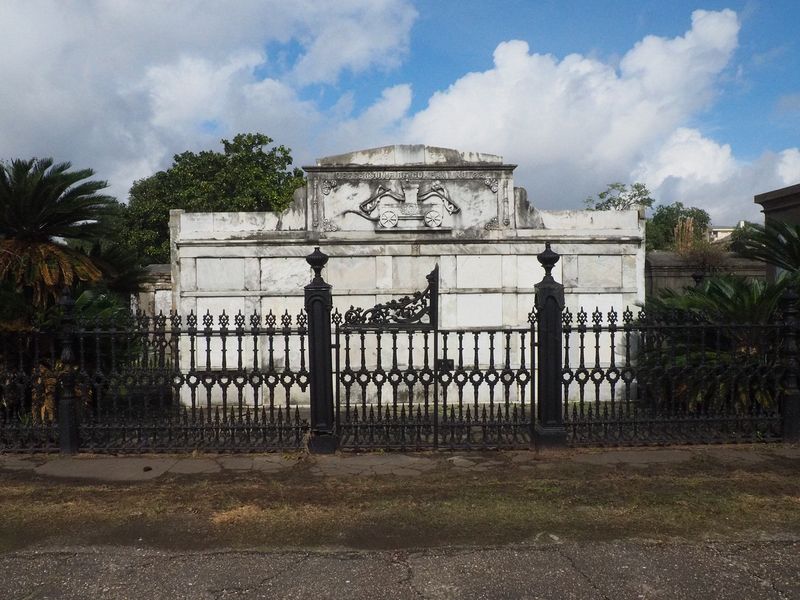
[1,452,799,552]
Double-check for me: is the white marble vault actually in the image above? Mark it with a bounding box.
[170,144,646,328]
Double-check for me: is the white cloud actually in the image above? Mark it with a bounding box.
[633,128,736,189]
[777,149,800,183]
[401,9,782,223]
[290,1,417,85]
[0,4,796,227]
[0,0,417,198]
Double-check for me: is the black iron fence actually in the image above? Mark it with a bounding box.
[1,245,798,454]
[562,307,785,445]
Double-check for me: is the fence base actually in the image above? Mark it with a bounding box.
[308,432,338,454]
[534,424,567,450]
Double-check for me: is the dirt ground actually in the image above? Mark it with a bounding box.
[2,448,799,552]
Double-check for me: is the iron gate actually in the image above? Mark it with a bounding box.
[333,266,535,450]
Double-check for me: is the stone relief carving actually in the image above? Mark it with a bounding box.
[327,170,498,181]
[322,218,339,232]
[484,216,500,230]
[321,180,337,195]
[502,183,511,226]
[344,180,459,230]
[484,178,499,193]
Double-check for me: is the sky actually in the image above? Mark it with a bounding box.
[1,1,799,225]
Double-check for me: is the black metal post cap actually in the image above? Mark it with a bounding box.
[537,242,559,277]
[306,247,328,279]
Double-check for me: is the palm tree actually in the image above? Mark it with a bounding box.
[0,158,116,307]
[732,220,800,276]
[641,275,786,416]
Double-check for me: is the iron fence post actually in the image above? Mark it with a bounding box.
[305,247,337,453]
[782,284,800,442]
[57,287,79,454]
[427,265,439,448]
[534,242,567,448]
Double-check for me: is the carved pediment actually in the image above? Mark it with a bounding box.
[304,145,518,232]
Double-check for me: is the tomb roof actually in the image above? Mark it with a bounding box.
[315,145,503,167]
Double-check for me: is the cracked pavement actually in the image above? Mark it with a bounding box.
[2,540,800,599]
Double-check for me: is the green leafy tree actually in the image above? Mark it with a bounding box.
[122,133,305,263]
[584,182,655,211]
[0,158,116,309]
[646,202,711,251]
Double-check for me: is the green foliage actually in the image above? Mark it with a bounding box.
[642,275,786,415]
[648,274,786,324]
[0,158,116,242]
[645,202,711,251]
[585,182,654,211]
[122,133,305,264]
[731,220,800,276]
[0,158,119,308]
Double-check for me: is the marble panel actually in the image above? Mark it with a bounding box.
[439,294,458,329]
[331,295,377,315]
[438,255,457,289]
[213,212,266,232]
[244,258,260,291]
[260,258,311,292]
[502,293,518,326]
[456,294,503,327]
[392,256,439,290]
[180,212,213,233]
[561,255,578,288]
[456,255,502,289]
[196,297,247,324]
[577,255,622,289]
[179,297,197,317]
[540,210,640,230]
[501,255,518,288]
[196,258,245,291]
[179,258,197,292]
[570,293,626,317]
[516,293,537,322]
[516,255,563,289]
[153,290,173,316]
[622,254,638,290]
[325,256,377,291]
[259,296,306,321]
[375,256,392,289]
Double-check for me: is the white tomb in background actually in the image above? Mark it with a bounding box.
[170,144,645,325]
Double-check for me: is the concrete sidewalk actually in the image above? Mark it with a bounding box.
[2,444,799,481]
[2,540,799,599]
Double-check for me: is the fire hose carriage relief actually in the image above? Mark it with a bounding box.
[350,180,461,230]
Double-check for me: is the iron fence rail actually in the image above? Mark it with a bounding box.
[561,308,785,445]
[0,311,312,453]
[1,246,798,454]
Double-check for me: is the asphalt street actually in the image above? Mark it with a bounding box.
[3,540,799,599]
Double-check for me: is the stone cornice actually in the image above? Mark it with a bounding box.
[303,164,517,175]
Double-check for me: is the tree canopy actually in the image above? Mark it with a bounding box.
[645,202,711,251]
[584,182,655,211]
[121,133,305,264]
[584,183,712,252]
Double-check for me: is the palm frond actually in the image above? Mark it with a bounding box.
[735,221,800,273]
[0,158,115,242]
